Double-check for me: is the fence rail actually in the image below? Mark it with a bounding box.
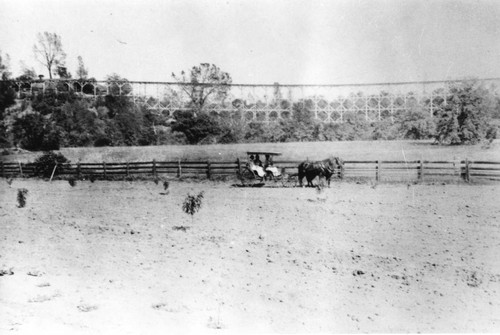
[1,159,499,183]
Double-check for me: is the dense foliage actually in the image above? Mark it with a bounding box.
[33,151,70,178]
[2,78,499,150]
[434,80,497,144]
[0,51,17,147]
[2,32,500,149]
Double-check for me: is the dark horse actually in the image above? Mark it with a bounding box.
[298,157,343,187]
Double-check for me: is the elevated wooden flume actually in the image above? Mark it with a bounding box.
[2,78,499,123]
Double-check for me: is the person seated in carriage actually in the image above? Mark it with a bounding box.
[264,154,273,169]
[248,155,265,178]
[254,154,263,167]
[245,151,282,180]
[264,154,281,178]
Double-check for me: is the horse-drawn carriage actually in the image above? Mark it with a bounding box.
[238,151,344,187]
[238,151,286,186]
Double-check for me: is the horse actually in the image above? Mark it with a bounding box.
[298,157,343,187]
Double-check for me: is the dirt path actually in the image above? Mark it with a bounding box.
[1,179,500,333]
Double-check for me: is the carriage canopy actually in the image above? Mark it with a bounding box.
[246,151,282,156]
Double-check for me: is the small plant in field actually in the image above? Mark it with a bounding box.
[315,184,323,194]
[181,191,204,228]
[160,180,170,195]
[7,178,13,186]
[153,177,160,185]
[17,188,28,208]
[172,226,190,232]
[182,191,204,216]
[68,177,77,187]
[89,174,96,183]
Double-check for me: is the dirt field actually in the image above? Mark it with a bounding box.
[1,179,500,333]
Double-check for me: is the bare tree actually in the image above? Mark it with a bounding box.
[33,32,67,79]
[172,63,232,116]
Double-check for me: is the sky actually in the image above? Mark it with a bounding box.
[1,0,499,85]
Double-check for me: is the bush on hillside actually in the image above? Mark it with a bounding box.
[397,106,436,139]
[33,151,70,178]
[12,113,61,151]
[94,137,113,147]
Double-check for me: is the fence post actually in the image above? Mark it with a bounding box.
[103,161,107,179]
[418,160,424,182]
[465,158,470,183]
[1,161,4,178]
[18,161,23,177]
[126,162,130,177]
[376,160,381,182]
[77,162,81,179]
[152,159,157,178]
[236,158,241,177]
[177,159,182,178]
[339,163,345,180]
[206,160,211,179]
[49,163,58,182]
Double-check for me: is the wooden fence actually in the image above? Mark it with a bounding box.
[1,159,500,182]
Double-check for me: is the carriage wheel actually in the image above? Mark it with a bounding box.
[239,168,258,186]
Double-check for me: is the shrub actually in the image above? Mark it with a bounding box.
[217,119,246,144]
[397,106,436,139]
[34,151,70,178]
[94,137,112,147]
[244,122,267,142]
[68,177,76,187]
[371,120,400,140]
[182,191,204,226]
[17,188,28,208]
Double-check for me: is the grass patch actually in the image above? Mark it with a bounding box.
[4,140,500,163]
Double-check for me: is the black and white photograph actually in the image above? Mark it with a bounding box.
[1,0,500,333]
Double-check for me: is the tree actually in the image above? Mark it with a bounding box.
[55,66,71,79]
[76,56,88,80]
[0,51,11,80]
[434,79,496,145]
[171,111,221,144]
[106,73,132,96]
[33,32,67,79]
[172,63,232,116]
[0,51,16,146]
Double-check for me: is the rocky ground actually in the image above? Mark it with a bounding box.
[1,179,500,334]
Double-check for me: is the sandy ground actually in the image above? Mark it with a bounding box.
[1,179,500,334]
